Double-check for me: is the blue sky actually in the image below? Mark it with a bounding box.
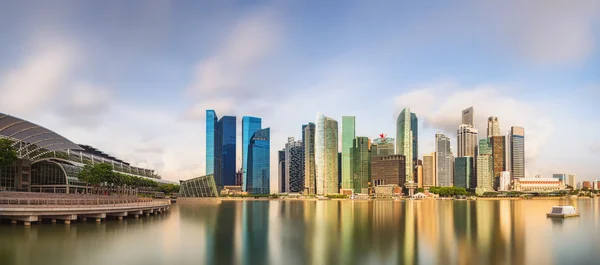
[0,0,599,189]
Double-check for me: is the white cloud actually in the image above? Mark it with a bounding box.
[393,81,555,176]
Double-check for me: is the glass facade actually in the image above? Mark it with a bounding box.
[511,126,525,179]
[30,160,86,193]
[476,154,493,193]
[315,113,338,195]
[285,138,304,193]
[303,123,316,194]
[217,116,236,186]
[278,150,286,192]
[247,128,270,194]
[179,174,219,197]
[242,116,262,191]
[396,108,413,181]
[206,110,217,175]
[341,116,355,190]
[491,136,505,178]
[436,133,454,187]
[411,112,418,168]
[454,157,473,189]
[352,137,371,194]
[479,138,492,155]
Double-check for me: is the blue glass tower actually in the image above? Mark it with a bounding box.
[242,116,262,191]
[411,112,418,168]
[247,128,270,194]
[206,110,218,175]
[217,116,236,186]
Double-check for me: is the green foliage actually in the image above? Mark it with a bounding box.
[78,163,161,192]
[157,184,180,194]
[326,194,348,199]
[415,188,425,193]
[0,138,18,167]
[428,186,468,197]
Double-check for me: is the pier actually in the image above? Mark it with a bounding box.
[0,192,170,226]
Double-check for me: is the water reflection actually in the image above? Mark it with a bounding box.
[1,199,599,265]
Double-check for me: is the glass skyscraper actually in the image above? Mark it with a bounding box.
[304,123,316,194]
[247,128,270,194]
[242,116,262,191]
[285,137,304,193]
[352,136,371,194]
[511,126,525,179]
[278,150,286,192]
[315,113,338,195]
[396,108,413,181]
[436,133,454,187]
[216,116,236,186]
[206,110,217,175]
[341,116,355,190]
[454,157,473,189]
[410,113,418,169]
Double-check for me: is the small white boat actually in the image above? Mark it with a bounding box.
[547,206,580,218]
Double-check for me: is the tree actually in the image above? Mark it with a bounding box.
[0,138,18,168]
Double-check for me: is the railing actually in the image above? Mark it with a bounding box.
[0,195,169,208]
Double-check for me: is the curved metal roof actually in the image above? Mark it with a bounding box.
[0,113,83,153]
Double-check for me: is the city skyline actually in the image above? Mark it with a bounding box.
[0,1,598,193]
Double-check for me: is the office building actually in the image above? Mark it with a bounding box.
[499,171,511,191]
[372,135,395,156]
[476,154,494,195]
[505,131,511,176]
[247,128,270,194]
[371,155,406,187]
[242,116,262,191]
[593,180,600,190]
[553,174,567,184]
[352,136,371,194]
[454,157,473,189]
[278,150,286,193]
[315,113,339,195]
[304,123,316,194]
[341,116,355,190]
[423,152,437,188]
[396,108,413,182]
[513,178,565,192]
[566,174,577,188]
[457,124,478,157]
[216,116,236,187]
[582,181,591,190]
[487,117,500,138]
[417,165,423,188]
[462,107,474,127]
[511,126,525,179]
[206,110,217,175]
[491,136,506,178]
[479,138,492,155]
[236,170,243,186]
[411,113,418,168]
[285,137,304,193]
[436,133,454,187]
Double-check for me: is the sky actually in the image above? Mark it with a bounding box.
[0,0,599,191]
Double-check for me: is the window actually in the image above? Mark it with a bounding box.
[22,174,29,182]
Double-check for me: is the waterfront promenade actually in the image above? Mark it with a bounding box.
[0,192,170,226]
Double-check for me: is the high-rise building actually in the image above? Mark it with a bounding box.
[567,174,577,188]
[315,113,339,195]
[338,152,342,188]
[236,169,243,186]
[242,116,262,191]
[454,157,473,189]
[411,113,418,168]
[278,150,286,192]
[417,165,423,188]
[476,154,493,194]
[505,131,512,175]
[457,124,478,157]
[341,116,355,190]
[479,138,492,155]
[423,152,437,188]
[206,110,217,175]
[247,128,270,194]
[491,136,506,178]
[216,116,236,186]
[487,117,500,138]
[303,123,316,194]
[396,108,413,182]
[371,155,406,187]
[372,135,394,156]
[285,137,304,193]
[436,133,454,187]
[462,107,474,127]
[352,136,371,194]
[552,174,567,184]
[511,126,525,179]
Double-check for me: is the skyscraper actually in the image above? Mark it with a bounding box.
[462,107,474,127]
[505,131,512,175]
[423,152,437,188]
[396,108,413,182]
[315,113,338,195]
[372,135,394,156]
[206,110,217,175]
[216,116,236,186]
[511,126,525,179]
[247,128,270,194]
[304,123,316,194]
[454,157,473,189]
[491,136,506,178]
[285,137,304,193]
[487,117,500,138]
[371,155,406,187]
[341,116,355,190]
[411,113,418,168]
[242,116,262,191]
[476,153,493,194]
[457,124,478,157]
[436,133,454,187]
[352,136,371,194]
[278,150,286,192]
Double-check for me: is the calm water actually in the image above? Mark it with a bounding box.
[1,199,600,265]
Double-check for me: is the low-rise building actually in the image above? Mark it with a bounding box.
[374,184,401,199]
[498,171,511,191]
[582,181,591,190]
[593,180,600,190]
[513,178,566,192]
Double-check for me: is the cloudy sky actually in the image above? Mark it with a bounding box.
[1,0,599,190]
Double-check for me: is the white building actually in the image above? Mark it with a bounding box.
[513,178,566,192]
[593,180,600,190]
[498,171,511,191]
